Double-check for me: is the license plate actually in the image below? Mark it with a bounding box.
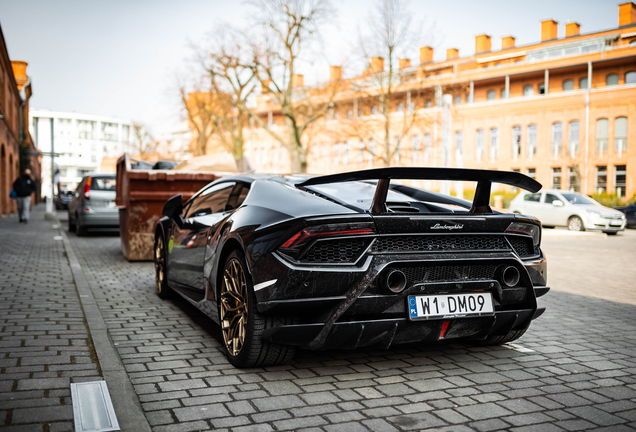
[408,293,494,320]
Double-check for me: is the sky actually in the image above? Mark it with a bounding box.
[0,0,619,136]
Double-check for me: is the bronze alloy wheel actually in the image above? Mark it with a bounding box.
[220,257,248,357]
[154,235,169,298]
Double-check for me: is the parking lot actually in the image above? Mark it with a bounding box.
[2,209,636,432]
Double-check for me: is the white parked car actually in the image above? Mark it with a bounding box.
[509,189,626,234]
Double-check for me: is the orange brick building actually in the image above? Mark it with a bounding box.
[243,2,636,200]
[0,24,38,216]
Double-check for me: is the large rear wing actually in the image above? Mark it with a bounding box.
[296,167,542,214]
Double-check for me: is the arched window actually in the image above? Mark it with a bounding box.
[615,117,628,153]
[489,128,498,160]
[523,85,534,97]
[626,71,636,85]
[563,79,574,91]
[487,90,496,101]
[527,125,537,157]
[552,122,563,156]
[568,121,580,155]
[579,77,589,90]
[454,95,462,106]
[606,74,619,86]
[512,126,522,158]
[476,129,484,161]
[596,118,608,154]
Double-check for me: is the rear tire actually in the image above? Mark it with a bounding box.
[76,214,87,236]
[218,249,296,368]
[154,234,172,299]
[68,213,76,232]
[567,216,585,232]
[473,327,528,346]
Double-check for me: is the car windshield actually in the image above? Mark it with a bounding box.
[308,181,411,209]
[561,192,597,205]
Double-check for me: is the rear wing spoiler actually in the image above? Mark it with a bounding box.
[296,167,542,214]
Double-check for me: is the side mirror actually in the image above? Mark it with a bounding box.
[162,194,183,220]
[553,200,564,207]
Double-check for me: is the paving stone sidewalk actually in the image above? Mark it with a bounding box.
[0,206,102,432]
[64,221,636,431]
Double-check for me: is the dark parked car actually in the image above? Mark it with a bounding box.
[55,191,74,210]
[154,168,549,368]
[615,202,636,228]
[68,174,118,236]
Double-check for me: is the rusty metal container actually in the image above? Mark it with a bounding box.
[115,153,219,261]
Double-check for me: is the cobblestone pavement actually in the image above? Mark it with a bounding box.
[62,221,636,431]
[0,209,102,432]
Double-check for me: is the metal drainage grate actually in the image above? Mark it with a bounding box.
[71,381,120,432]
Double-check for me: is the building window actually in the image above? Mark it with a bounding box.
[476,129,484,161]
[358,109,363,117]
[606,74,619,86]
[500,88,507,99]
[455,131,463,157]
[538,83,546,94]
[489,127,498,160]
[615,165,627,198]
[347,110,352,119]
[101,122,118,141]
[563,79,574,91]
[626,71,636,84]
[423,134,431,163]
[568,166,580,192]
[568,121,580,156]
[425,99,432,108]
[551,167,562,189]
[596,118,608,155]
[527,125,537,157]
[615,116,627,153]
[526,168,536,179]
[579,77,589,90]
[121,125,130,143]
[512,126,522,158]
[397,103,404,112]
[77,120,95,140]
[454,95,461,106]
[596,165,607,194]
[551,122,563,156]
[371,107,377,115]
[412,135,420,164]
[523,85,534,97]
[487,90,496,101]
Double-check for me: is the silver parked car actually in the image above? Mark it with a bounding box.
[509,189,626,234]
[68,174,119,236]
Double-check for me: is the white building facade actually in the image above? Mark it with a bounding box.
[29,109,133,198]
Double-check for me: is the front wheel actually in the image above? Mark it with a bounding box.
[218,250,296,368]
[568,216,585,232]
[154,234,172,299]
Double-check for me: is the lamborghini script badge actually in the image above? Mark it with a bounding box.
[430,223,464,230]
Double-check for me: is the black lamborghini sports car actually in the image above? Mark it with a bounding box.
[153,168,549,368]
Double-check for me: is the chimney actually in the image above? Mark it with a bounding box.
[541,19,559,41]
[292,74,304,87]
[11,61,28,90]
[475,34,491,53]
[419,46,434,64]
[446,48,459,60]
[370,56,385,72]
[329,66,342,81]
[501,36,516,49]
[565,22,581,37]
[261,79,270,93]
[619,2,636,27]
[399,58,411,69]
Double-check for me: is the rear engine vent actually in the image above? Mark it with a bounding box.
[300,238,369,263]
[507,236,535,257]
[397,264,499,284]
[372,235,509,253]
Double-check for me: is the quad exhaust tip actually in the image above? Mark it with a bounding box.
[501,266,520,287]
[385,269,407,293]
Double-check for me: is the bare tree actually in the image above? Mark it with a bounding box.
[350,0,434,167]
[131,122,158,159]
[176,74,216,157]
[242,0,342,173]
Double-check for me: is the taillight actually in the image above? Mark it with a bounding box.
[506,222,540,247]
[280,223,375,251]
[83,177,92,200]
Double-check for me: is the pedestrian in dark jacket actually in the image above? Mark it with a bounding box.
[13,169,36,223]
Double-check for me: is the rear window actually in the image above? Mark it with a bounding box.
[308,181,410,209]
[90,177,116,191]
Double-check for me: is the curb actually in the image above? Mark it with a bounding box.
[58,227,152,432]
